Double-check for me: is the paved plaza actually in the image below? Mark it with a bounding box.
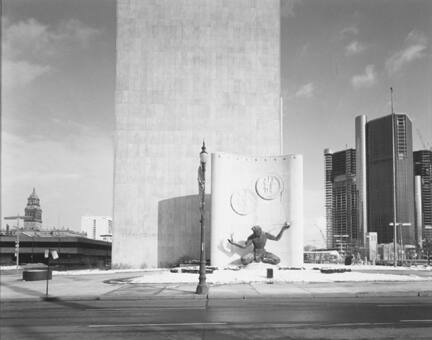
[1,265,431,302]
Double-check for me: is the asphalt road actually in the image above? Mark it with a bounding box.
[1,296,432,339]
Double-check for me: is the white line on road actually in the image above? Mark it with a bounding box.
[377,304,429,307]
[400,320,432,323]
[89,322,228,328]
[85,307,206,311]
[325,323,393,327]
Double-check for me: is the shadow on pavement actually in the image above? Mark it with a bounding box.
[1,280,44,299]
[1,280,101,310]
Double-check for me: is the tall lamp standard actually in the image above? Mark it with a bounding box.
[196,141,209,295]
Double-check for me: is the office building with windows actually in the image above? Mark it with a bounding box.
[366,114,415,244]
[324,148,358,253]
[81,216,112,242]
[414,150,432,241]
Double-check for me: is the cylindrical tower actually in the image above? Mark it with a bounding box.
[415,175,423,247]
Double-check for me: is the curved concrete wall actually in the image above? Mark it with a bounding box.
[211,152,303,267]
[114,0,281,268]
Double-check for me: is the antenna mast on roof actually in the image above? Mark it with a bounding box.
[390,87,394,114]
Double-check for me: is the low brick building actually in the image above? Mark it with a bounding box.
[0,230,111,269]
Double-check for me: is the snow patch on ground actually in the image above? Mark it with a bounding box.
[52,268,164,276]
[126,263,432,284]
[2,262,430,284]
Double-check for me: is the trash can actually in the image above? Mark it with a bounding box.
[267,268,273,278]
[23,269,52,281]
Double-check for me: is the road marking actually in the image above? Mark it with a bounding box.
[89,322,228,328]
[85,307,206,311]
[377,304,429,307]
[400,320,432,323]
[326,322,393,327]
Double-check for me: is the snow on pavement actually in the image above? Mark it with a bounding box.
[129,264,431,284]
[2,263,430,284]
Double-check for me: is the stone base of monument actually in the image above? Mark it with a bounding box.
[23,269,52,281]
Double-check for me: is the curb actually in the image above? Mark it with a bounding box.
[2,290,432,303]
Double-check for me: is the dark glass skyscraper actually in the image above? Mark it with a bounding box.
[366,114,415,244]
[324,148,358,253]
[414,150,432,241]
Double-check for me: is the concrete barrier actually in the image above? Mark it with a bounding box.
[23,269,52,281]
[320,268,352,274]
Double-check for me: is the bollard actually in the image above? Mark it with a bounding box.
[267,268,273,279]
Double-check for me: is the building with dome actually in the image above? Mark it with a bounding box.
[24,188,42,230]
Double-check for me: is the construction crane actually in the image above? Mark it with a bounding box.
[313,224,326,246]
[415,127,431,150]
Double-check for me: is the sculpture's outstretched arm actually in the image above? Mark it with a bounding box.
[266,222,291,241]
[227,235,252,249]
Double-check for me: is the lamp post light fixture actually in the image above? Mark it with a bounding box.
[196,141,209,295]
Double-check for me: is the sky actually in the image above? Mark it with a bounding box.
[2,0,431,247]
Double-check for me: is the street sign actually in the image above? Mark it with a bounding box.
[51,250,59,260]
[45,249,59,260]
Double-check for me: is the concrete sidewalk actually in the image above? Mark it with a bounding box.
[1,270,432,302]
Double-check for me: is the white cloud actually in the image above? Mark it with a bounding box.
[340,25,359,39]
[4,18,99,59]
[351,65,377,89]
[345,40,366,56]
[295,82,315,99]
[2,18,100,89]
[406,30,428,45]
[385,30,428,74]
[2,60,51,89]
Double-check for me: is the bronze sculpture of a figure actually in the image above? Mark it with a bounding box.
[228,222,290,265]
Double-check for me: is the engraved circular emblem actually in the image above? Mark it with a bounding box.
[230,189,256,216]
[255,175,283,200]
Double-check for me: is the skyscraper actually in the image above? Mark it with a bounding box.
[366,114,415,245]
[324,148,358,253]
[355,115,367,246]
[414,150,432,241]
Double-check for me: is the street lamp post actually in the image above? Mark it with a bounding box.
[196,141,209,295]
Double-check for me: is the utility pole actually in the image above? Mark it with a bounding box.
[4,214,29,270]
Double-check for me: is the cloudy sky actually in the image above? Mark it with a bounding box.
[2,0,431,247]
